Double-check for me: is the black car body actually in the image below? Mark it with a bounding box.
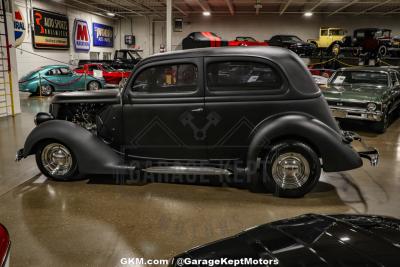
[170,214,400,266]
[78,49,142,70]
[268,35,315,56]
[16,47,378,198]
[344,28,392,57]
[182,32,228,50]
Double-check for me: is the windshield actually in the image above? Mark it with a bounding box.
[329,71,388,87]
[127,51,141,60]
[102,64,116,71]
[236,37,256,42]
[281,36,302,42]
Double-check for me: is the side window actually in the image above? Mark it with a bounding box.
[206,61,282,92]
[132,63,198,94]
[60,68,72,75]
[321,30,328,36]
[46,68,61,76]
[88,65,100,71]
[391,72,399,86]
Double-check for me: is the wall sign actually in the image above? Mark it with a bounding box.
[73,19,90,51]
[32,8,69,50]
[93,23,113,47]
[14,7,26,47]
[124,35,135,46]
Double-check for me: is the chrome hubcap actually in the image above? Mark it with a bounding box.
[271,152,310,189]
[88,82,99,90]
[40,85,52,96]
[41,143,73,176]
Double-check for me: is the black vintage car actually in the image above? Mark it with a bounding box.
[169,214,400,266]
[16,47,378,198]
[268,35,316,56]
[343,28,392,57]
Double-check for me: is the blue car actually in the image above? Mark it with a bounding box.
[19,65,106,96]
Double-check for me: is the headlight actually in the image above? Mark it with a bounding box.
[367,103,377,111]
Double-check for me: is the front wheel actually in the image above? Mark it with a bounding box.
[87,81,100,91]
[378,45,388,57]
[261,140,321,198]
[38,84,54,96]
[35,141,82,181]
[331,44,341,56]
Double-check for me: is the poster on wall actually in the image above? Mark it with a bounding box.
[32,8,69,50]
[13,6,26,47]
[73,19,90,51]
[93,23,113,47]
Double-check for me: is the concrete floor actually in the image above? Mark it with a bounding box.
[0,93,399,266]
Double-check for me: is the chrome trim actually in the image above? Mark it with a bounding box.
[342,131,379,167]
[271,153,310,190]
[330,106,383,121]
[15,148,24,162]
[143,166,232,176]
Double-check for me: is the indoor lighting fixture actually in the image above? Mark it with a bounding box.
[203,11,211,16]
[106,12,116,17]
[304,12,313,17]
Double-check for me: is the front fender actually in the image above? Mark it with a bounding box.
[247,114,362,173]
[22,120,123,174]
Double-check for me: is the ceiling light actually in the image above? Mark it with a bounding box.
[202,11,211,16]
[106,12,116,17]
[304,12,313,17]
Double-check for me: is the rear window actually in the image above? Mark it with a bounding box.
[206,61,282,92]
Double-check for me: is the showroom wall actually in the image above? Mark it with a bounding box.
[14,0,116,78]
[120,14,400,56]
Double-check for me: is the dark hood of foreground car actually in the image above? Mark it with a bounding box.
[170,214,400,266]
[51,89,121,104]
[323,84,388,103]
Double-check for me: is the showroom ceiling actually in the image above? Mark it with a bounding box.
[54,0,400,17]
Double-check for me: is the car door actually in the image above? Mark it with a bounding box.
[122,58,207,160]
[58,67,80,90]
[204,57,286,160]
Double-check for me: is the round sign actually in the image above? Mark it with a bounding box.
[14,7,26,47]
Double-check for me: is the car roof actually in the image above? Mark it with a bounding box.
[354,28,391,31]
[337,66,394,72]
[41,64,69,69]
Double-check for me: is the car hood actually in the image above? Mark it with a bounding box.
[52,89,120,104]
[171,214,400,266]
[323,84,388,102]
[282,40,311,46]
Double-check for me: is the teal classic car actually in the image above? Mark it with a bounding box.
[323,67,400,133]
[19,65,106,96]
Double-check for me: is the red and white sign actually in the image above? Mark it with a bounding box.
[13,6,26,47]
[74,19,90,51]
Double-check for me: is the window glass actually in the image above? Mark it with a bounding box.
[330,29,345,36]
[321,30,328,36]
[47,68,61,76]
[132,63,198,94]
[330,71,388,87]
[88,65,100,71]
[59,68,71,75]
[206,61,282,92]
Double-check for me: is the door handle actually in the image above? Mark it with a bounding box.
[191,107,204,113]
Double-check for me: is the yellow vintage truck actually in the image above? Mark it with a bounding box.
[308,27,347,55]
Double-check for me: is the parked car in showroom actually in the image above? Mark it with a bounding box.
[344,28,392,57]
[19,65,106,96]
[16,47,378,198]
[182,32,228,49]
[229,36,268,47]
[268,35,315,56]
[323,66,400,133]
[74,63,131,87]
[308,27,347,55]
[169,214,400,266]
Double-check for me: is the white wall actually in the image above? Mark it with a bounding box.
[14,0,116,78]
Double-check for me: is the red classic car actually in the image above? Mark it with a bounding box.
[74,63,131,87]
[229,36,268,47]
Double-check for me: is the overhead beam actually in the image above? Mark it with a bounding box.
[309,0,325,12]
[384,6,400,15]
[193,0,211,12]
[280,0,293,15]
[224,0,235,15]
[328,0,358,16]
[357,0,392,15]
[69,0,126,18]
[108,0,144,16]
[173,5,188,16]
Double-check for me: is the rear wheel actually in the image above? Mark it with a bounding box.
[378,45,388,57]
[261,140,321,198]
[38,84,53,96]
[87,81,100,91]
[35,141,82,181]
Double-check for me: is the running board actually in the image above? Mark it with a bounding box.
[143,166,232,176]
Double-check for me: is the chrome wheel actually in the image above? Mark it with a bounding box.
[40,85,52,96]
[41,143,73,176]
[88,81,99,91]
[271,152,310,189]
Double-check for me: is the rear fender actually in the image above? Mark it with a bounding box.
[247,114,362,173]
[22,120,123,174]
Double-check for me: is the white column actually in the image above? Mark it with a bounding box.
[166,0,172,51]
